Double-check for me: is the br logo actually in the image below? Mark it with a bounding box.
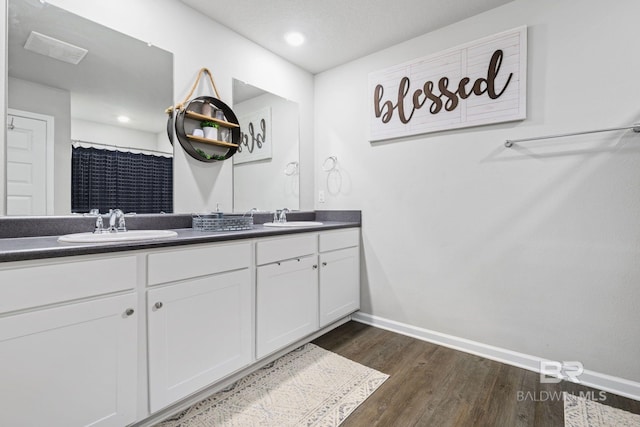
[540,361,584,384]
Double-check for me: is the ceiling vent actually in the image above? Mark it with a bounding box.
[24,31,88,65]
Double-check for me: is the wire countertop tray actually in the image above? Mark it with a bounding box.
[192,214,253,232]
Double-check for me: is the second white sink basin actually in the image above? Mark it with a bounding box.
[263,221,323,227]
[58,229,178,243]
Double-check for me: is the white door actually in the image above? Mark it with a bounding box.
[6,111,53,215]
[147,269,252,412]
[0,293,138,427]
[256,256,319,359]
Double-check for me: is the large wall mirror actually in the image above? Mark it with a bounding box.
[6,0,173,216]
[232,79,300,213]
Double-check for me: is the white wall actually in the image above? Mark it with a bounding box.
[314,0,640,383]
[3,0,314,214]
[8,77,71,215]
[71,119,168,155]
[156,130,172,155]
[233,92,299,212]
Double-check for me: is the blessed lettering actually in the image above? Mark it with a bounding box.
[373,49,513,124]
[238,118,266,153]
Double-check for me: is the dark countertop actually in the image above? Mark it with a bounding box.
[0,211,361,263]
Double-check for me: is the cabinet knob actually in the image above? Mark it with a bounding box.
[125,308,135,316]
[313,264,318,269]
[322,262,327,266]
[155,302,164,309]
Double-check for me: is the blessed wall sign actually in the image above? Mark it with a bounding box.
[234,107,272,164]
[368,26,527,142]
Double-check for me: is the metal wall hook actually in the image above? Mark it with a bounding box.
[284,161,299,176]
[322,156,338,172]
[7,117,15,130]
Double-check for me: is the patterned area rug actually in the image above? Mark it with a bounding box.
[564,393,640,427]
[155,343,389,427]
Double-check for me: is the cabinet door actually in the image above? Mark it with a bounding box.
[147,269,252,412]
[0,293,137,427]
[319,246,360,327]
[256,256,318,359]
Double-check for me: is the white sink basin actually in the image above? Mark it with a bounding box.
[58,229,178,243]
[262,221,323,227]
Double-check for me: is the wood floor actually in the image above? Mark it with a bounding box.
[312,321,640,427]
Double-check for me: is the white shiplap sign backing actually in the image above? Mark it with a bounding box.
[369,26,527,142]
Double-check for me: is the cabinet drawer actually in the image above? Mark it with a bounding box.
[319,228,360,252]
[148,241,251,285]
[256,233,317,265]
[0,255,137,314]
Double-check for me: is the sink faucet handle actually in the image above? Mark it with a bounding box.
[108,208,126,232]
[94,216,104,234]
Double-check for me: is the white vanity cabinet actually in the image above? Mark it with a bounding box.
[0,223,361,425]
[256,234,319,359]
[0,256,138,427]
[146,242,253,412]
[319,229,361,327]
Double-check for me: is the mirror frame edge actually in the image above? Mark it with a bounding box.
[1,0,7,216]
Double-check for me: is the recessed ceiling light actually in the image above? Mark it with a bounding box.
[284,32,305,47]
[117,116,130,123]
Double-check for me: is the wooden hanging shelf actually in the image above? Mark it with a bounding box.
[185,110,240,128]
[167,68,242,162]
[172,95,242,163]
[187,134,239,148]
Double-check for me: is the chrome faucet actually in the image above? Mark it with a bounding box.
[108,209,127,233]
[275,208,290,223]
[244,208,259,218]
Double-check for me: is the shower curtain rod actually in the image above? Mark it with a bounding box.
[504,124,640,148]
[71,139,173,156]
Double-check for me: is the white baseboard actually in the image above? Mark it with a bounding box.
[352,312,640,401]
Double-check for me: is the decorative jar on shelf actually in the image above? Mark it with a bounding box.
[219,127,230,142]
[200,102,214,117]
